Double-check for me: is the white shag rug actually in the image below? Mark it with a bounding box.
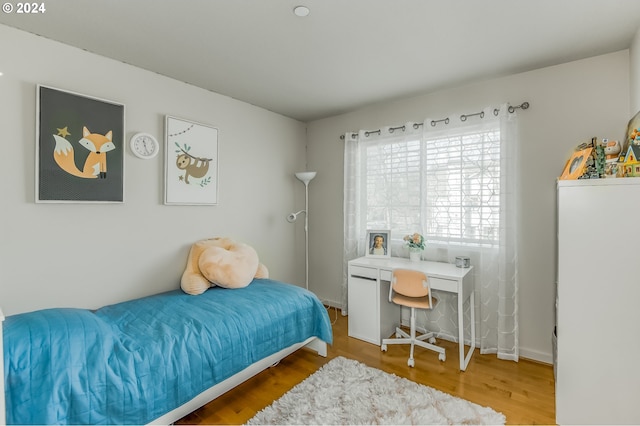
[247,356,505,425]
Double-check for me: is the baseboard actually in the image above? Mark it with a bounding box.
[399,319,553,365]
[519,347,553,365]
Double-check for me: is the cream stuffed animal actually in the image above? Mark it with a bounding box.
[181,237,269,295]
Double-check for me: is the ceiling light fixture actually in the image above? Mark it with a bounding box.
[293,5,310,17]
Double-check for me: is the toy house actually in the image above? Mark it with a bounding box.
[621,144,640,177]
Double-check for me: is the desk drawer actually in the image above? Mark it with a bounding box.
[380,269,392,282]
[349,265,377,280]
[429,277,457,292]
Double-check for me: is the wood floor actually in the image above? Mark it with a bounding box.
[177,307,556,425]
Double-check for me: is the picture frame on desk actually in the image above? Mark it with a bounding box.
[365,229,390,258]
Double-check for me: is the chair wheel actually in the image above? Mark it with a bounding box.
[439,353,446,362]
[381,344,387,352]
[408,358,415,367]
[428,337,436,344]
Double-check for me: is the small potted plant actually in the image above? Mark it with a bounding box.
[404,232,425,261]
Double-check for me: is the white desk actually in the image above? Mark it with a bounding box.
[347,256,475,371]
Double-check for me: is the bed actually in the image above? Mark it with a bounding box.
[1,278,332,425]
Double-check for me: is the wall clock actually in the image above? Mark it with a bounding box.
[130,132,160,159]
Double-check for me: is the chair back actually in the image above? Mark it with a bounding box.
[391,269,430,298]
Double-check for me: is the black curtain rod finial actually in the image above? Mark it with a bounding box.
[508,102,530,113]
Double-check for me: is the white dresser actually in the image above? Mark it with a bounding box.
[556,178,640,424]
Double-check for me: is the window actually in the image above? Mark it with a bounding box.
[345,108,519,359]
[362,124,501,246]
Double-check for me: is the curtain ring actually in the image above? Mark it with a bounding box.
[431,118,449,127]
[461,111,484,121]
[493,108,499,116]
[388,125,406,134]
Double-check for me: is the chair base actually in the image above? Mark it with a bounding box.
[380,288,447,367]
[381,306,446,367]
[381,327,446,366]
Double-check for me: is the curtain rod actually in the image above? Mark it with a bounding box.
[339,101,529,140]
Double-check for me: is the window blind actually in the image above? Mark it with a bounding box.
[363,125,500,246]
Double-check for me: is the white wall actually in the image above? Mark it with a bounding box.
[2,21,635,363]
[306,50,631,363]
[631,27,640,114]
[0,24,308,316]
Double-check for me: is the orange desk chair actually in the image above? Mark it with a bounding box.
[381,268,446,367]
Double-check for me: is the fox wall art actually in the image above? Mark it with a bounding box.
[37,85,124,202]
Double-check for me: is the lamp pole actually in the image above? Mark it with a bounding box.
[303,179,310,290]
[293,172,316,290]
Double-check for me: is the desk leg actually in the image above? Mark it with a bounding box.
[458,290,465,371]
[463,291,476,370]
[458,290,476,371]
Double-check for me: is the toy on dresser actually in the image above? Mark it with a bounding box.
[620,142,640,177]
[618,112,640,177]
[603,139,621,178]
[576,138,604,179]
[559,137,633,180]
[558,110,640,180]
[619,125,640,177]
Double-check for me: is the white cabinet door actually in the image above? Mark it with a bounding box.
[347,276,379,344]
[378,274,400,343]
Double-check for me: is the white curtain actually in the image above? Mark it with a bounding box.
[342,131,360,315]
[342,105,519,361]
[342,123,423,312]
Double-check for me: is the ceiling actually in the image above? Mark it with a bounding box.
[2,0,640,122]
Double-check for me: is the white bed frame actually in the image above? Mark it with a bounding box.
[0,308,328,425]
[0,309,5,426]
[150,336,327,424]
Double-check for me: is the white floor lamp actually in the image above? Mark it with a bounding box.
[286,171,316,290]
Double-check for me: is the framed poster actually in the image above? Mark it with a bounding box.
[366,229,391,258]
[36,85,125,202]
[164,116,218,205]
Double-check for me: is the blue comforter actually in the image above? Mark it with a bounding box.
[3,279,332,425]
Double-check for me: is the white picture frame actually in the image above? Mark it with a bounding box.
[365,229,391,258]
[164,116,218,205]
